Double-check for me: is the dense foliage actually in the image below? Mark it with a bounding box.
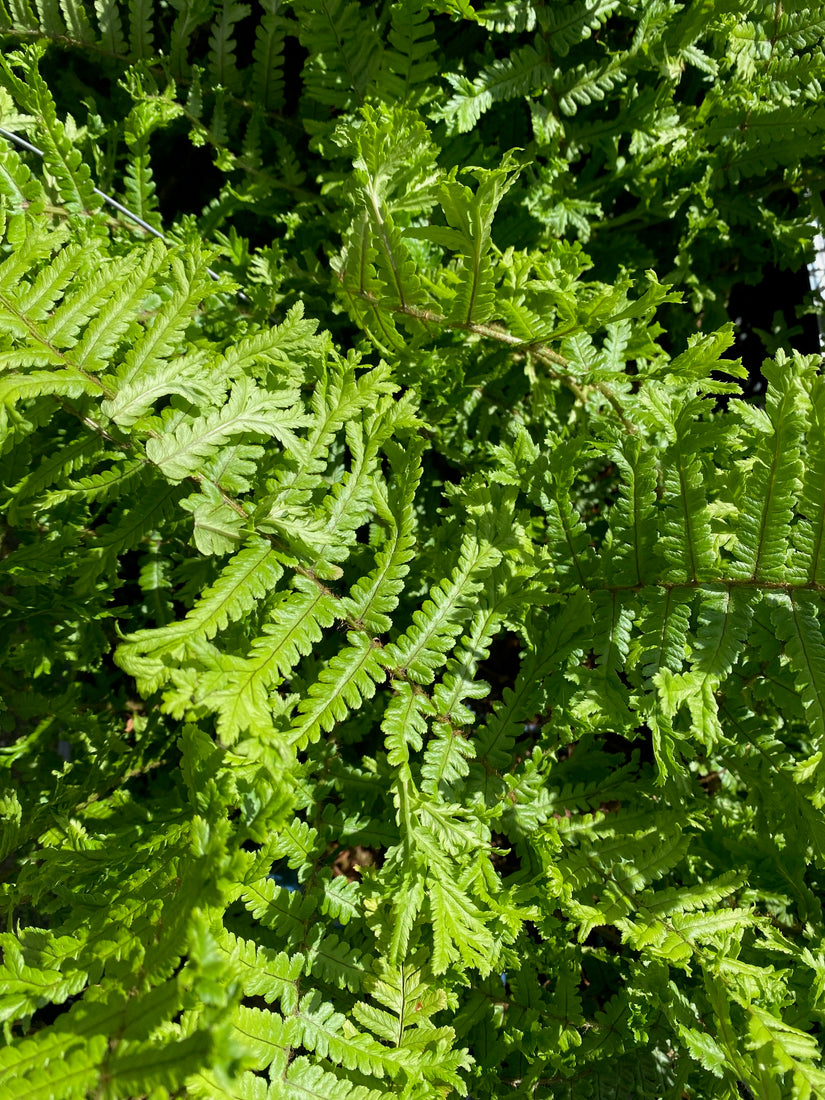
[1,3,825,1098]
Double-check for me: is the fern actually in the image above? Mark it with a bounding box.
[1,7,825,1100]
[434,42,554,134]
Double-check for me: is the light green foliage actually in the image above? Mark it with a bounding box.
[1,5,825,1100]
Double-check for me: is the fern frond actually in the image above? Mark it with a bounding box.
[289,632,387,749]
[0,369,100,414]
[218,928,302,1011]
[102,244,221,389]
[793,364,825,584]
[229,1002,296,1070]
[278,1059,385,1100]
[730,359,805,581]
[122,98,182,230]
[103,1028,217,1097]
[129,0,155,60]
[74,239,171,376]
[292,0,383,111]
[473,593,591,773]
[435,43,553,134]
[554,58,624,116]
[427,871,498,975]
[188,1068,269,1100]
[537,0,620,56]
[380,531,502,684]
[57,0,95,44]
[0,1035,108,1100]
[118,536,283,661]
[692,586,760,682]
[438,157,520,326]
[5,433,102,514]
[250,0,286,110]
[0,142,45,242]
[591,590,635,681]
[381,0,438,105]
[297,990,405,1078]
[93,0,127,54]
[144,376,309,480]
[530,433,595,588]
[338,437,422,633]
[659,412,720,583]
[195,577,339,740]
[598,434,659,586]
[420,723,475,797]
[430,607,496,730]
[0,48,100,212]
[306,930,371,993]
[769,591,825,746]
[0,0,40,32]
[208,0,249,93]
[382,681,431,771]
[653,585,761,750]
[634,586,693,680]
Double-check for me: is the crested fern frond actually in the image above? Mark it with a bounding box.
[436,158,520,326]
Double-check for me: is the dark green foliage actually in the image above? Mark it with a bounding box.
[1,4,825,1099]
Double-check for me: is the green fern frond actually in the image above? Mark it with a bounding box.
[249,0,286,109]
[0,48,101,211]
[93,0,128,54]
[289,632,388,749]
[380,529,502,684]
[380,0,439,105]
[292,0,383,112]
[730,358,805,581]
[537,0,620,56]
[129,0,155,59]
[435,43,553,134]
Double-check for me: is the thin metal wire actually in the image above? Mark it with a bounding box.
[0,125,249,300]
